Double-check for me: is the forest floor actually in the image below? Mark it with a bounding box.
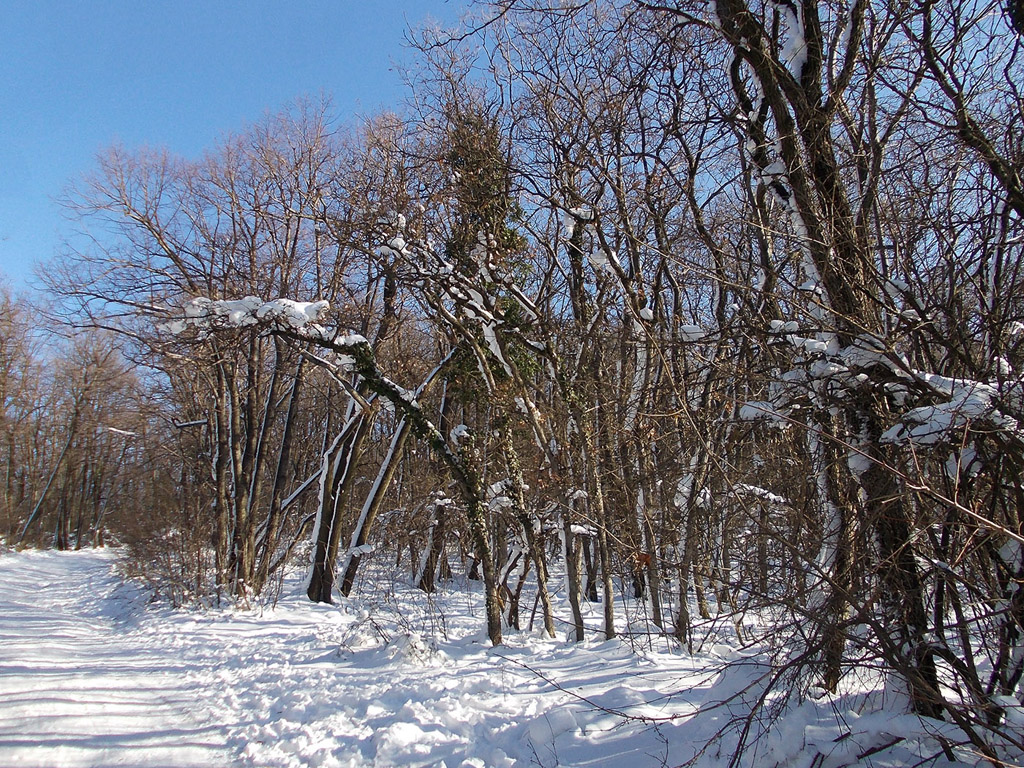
[0,548,979,768]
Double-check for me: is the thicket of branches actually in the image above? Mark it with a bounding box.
[1,286,155,554]
[6,0,1023,763]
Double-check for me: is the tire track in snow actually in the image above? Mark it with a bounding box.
[0,549,233,768]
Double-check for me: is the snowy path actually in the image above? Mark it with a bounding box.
[0,549,715,767]
[0,549,973,767]
[0,550,231,768]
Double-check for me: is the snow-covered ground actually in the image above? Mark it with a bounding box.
[0,549,229,767]
[0,549,983,767]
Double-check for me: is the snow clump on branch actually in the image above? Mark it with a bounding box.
[164,296,331,335]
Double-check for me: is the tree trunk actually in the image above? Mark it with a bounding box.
[417,500,449,593]
[306,409,368,604]
[341,418,412,596]
[253,357,305,594]
[560,506,586,642]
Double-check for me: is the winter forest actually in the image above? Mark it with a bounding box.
[3,0,1024,766]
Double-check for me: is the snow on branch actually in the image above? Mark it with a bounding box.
[737,328,1024,450]
[376,222,549,384]
[776,0,808,79]
[163,296,331,336]
[881,379,1022,447]
[162,293,469,475]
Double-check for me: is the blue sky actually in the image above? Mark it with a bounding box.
[0,0,466,290]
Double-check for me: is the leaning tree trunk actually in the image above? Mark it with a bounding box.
[339,417,412,596]
[252,356,305,595]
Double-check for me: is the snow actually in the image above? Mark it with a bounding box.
[738,400,786,423]
[769,319,800,334]
[586,246,620,276]
[778,2,807,78]
[680,324,706,341]
[944,446,979,480]
[564,206,594,226]
[848,448,873,478]
[675,474,711,509]
[882,379,1020,445]
[790,335,828,354]
[168,296,330,334]
[994,695,1024,727]
[0,549,718,767]
[999,539,1023,569]
[337,332,369,347]
[736,483,788,506]
[885,277,910,296]
[0,548,994,768]
[0,549,229,766]
[255,298,330,328]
